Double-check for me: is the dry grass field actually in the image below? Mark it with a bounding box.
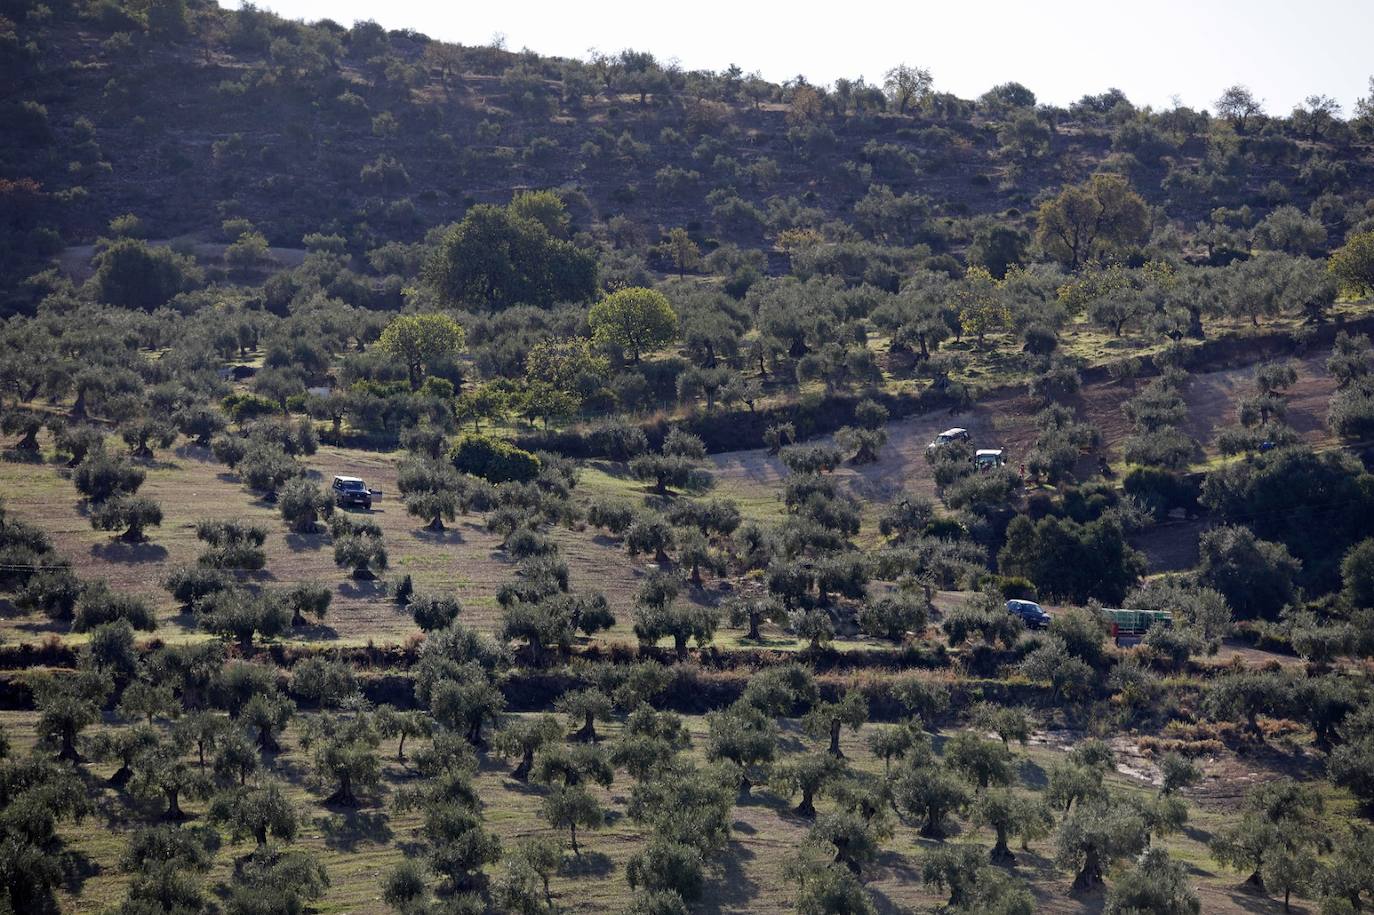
[0,704,1341,915]
[0,342,1353,652]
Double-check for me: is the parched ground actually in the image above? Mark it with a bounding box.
[0,343,1351,647]
[708,345,1345,570]
[0,706,1340,915]
[0,439,664,648]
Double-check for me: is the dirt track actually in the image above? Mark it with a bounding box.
[710,347,1343,572]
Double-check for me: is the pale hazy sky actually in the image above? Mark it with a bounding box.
[235,0,1373,115]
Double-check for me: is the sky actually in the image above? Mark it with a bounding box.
[234,0,1373,115]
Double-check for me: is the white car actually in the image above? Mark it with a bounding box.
[927,427,970,450]
[974,448,1005,469]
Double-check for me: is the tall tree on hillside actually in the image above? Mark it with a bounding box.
[1035,174,1150,269]
[423,203,597,310]
[378,313,465,391]
[883,63,933,114]
[589,287,679,364]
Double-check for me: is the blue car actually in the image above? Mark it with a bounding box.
[1006,599,1050,629]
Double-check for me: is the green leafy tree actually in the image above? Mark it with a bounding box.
[411,593,463,632]
[32,668,111,762]
[300,711,382,807]
[893,760,969,838]
[93,237,201,310]
[131,734,213,820]
[883,63,933,114]
[284,581,331,627]
[542,783,604,856]
[774,751,846,817]
[1330,230,1374,298]
[377,313,466,391]
[0,753,91,912]
[727,595,788,642]
[74,450,145,504]
[1210,779,1326,892]
[225,845,329,915]
[803,689,868,759]
[589,287,679,364]
[1105,848,1201,915]
[423,202,597,310]
[90,723,160,787]
[920,843,986,907]
[242,691,294,753]
[557,688,614,743]
[705,700,778,797]
[972,788,1050,865]
[945,731,1016,789]
[200,589,291,653]
[494,714,564,780]
[333,530,388,580]
[278,478,333,534]
[1035,174,1150,269]
[1055,796,1148,891]
[210,781,298,847]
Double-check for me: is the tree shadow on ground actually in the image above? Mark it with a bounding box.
[174,444,215,463]
[734,635,800,649]
[1017,756,1047,789]
[266,755,310,786]
[133,457,180,471]
[1225,885,1293,913]
[559,849,613,879]
[283,532,326,552]
[1184,823,1214,845]
[735,789,791,815]
[411,527,465,545]
[499,778,546,798]
[290,621,339,641]
[168,610,200,633]
[339,579,389,599]
[90,541,169,563]
[59,847,101,896]
[699,840,758,914]
[16,618,67,635]
[2,449,45,465]
[315,809,393,851]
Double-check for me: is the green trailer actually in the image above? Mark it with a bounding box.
[1102,608,1173,643]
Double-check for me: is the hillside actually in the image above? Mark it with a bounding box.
[3,3,1374,915]
[4,0,1374,311]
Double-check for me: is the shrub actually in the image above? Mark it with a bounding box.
[164,564,231,610]
[588,499,636,535]
[16,567,83,620]
[278,478,333,534]
[74,582,158,632]
[1123,467,1200,518]
[451,434,540,484]
[285,582,332,626]
[857,594,928,642]
[74,451,144,504]
[412,594,463,631]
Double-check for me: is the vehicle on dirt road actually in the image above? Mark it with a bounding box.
[1103,608,1173,645]
[927,427,970,451]
[975,448,1006,469]
[1006,599,1051,629]
[332,475,376,510]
